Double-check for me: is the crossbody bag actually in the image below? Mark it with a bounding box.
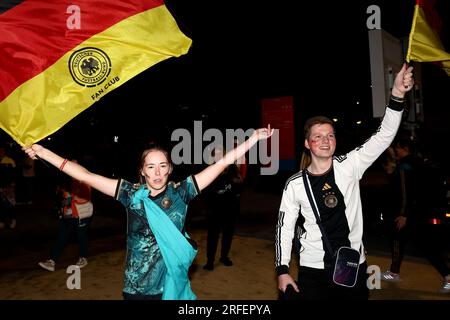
[302,170,360,287]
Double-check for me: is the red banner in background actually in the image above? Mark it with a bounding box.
[261,96,296,170]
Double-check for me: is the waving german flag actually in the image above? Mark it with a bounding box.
[407,0,450,76]
[0,0,192,146]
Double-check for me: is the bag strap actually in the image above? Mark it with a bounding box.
[302,169,335,257]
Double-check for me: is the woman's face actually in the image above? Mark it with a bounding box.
[141,150,171,195]
[304,123,336,160]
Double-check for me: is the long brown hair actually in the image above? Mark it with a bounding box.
[300,151,311,170]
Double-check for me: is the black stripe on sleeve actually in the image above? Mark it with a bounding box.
[284,172,302,191]
[276,265,289,276]
[191,174,201,195]
[387,96,405,112]
[114,179,122,200]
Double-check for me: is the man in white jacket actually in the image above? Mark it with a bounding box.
[275,64,414,300]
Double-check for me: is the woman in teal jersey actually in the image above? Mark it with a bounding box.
[23,125,273,300]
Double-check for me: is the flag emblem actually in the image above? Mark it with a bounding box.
[69,47,112,87]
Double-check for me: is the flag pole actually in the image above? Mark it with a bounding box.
[35,154,50,168]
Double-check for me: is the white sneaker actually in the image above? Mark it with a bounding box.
[38,259,55,272]
[75,257,88,268]
[380,270,401,282]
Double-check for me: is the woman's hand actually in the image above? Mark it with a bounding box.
[392,63,414,98]
[252,124,274,141]
[22,144,44,160]
[278,274,299,293]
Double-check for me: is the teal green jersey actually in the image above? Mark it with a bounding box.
[115,175,200,296]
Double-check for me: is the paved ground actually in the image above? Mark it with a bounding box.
[0,186,449,300]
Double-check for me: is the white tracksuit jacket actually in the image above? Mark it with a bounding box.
[275,99,404,273]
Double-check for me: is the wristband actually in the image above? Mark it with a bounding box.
[59,159,68,171]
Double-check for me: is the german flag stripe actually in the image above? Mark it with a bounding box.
[0,0,164,101]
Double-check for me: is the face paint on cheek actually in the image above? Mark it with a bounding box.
[308,140,323,151]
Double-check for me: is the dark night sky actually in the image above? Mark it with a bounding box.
[3,0,448,176]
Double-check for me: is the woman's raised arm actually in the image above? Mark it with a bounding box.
[194,125,273,192]
[23,144,118,197]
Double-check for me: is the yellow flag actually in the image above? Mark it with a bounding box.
[406,0,450,75]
